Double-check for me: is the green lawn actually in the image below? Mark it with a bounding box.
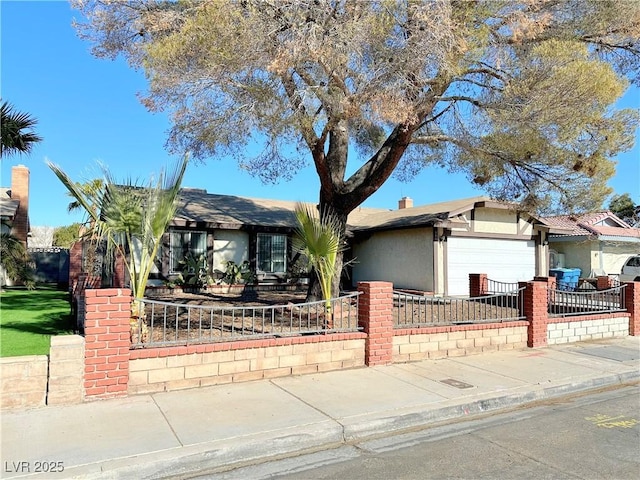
[0,287,74,357]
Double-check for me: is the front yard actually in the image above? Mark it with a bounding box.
[0,287,74,357]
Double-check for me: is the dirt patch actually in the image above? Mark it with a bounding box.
[134,289,358,347]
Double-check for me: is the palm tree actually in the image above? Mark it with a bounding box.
[48,156,189,340]
[1,101,42,158]
[293,203,344,318]
[0,233,35,289]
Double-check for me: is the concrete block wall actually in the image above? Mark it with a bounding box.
[47,335,85,405]
[128,335,365,395]
[0,355,48,409]
[547,315,630,345]
[393,323,528,362]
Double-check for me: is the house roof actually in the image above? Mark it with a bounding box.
[347,195,558,232]
[172,188,388,230]
[0,187,19,221]
[545,211,640,241]
[172,189,565,235]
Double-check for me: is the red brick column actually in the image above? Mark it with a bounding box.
[358,281,394,366]
[69,241,83,291]
[597,276,613,290]
[469,273,488,297]
[520,280,549,348]
[113,249,126,288]
[84,288,132,399]
[624,282,640,336]
[10,165,29,248]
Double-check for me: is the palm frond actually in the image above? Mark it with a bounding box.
[293,202,344,308]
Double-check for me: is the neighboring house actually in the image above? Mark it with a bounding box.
[544,211,640,279]
[0,165,30,286]
[347,196,561,296]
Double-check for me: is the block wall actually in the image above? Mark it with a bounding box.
[393,323,528,362]
[0,356,48,410]
[128,335,365,395]
[547,315,630,345]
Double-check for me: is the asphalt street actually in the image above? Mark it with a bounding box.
[202,383,640,480]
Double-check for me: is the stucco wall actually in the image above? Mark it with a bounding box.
[550,240,638,277]
[473,208,532,236]
[551,241,593,276]
[352,228,433,291]
[213,230,249,273]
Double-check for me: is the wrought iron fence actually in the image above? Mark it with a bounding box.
[131,292,361,348]
[485,279,521,294]
[548,285,627,317]
[393,288,525,328]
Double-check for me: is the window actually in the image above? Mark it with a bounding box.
[257,233,287,273]
[169,230,207,274]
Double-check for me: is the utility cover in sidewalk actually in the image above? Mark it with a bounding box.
[440,378,474,389]
[575,346,639,362]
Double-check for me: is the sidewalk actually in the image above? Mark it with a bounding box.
[2,336,639,480]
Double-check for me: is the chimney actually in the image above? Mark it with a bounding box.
[398,196,413,209]
[11,165,30,248]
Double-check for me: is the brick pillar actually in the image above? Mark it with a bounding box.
[469,273,488,297]
[597,276,613,290]
[113,249,126,288]
[69,241,83,292]
[10,165,29,248]
[358,281,394,366]
[520,280,549,348]
[83,288,132,399]
[624,282,640,336]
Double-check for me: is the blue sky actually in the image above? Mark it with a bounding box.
[1,1,639,228]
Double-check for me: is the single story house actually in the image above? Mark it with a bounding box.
[543,211,640,279]
[80,189,569,296]
[347,196,561,296]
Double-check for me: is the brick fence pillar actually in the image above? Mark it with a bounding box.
[624,282,640,336]
[469,273,488,297]
[113,249,126,288]
[520,280,549,348]
[68,241,83,292]
[358,281,394,366]
[83,288,132,399]
[597,276,614,290]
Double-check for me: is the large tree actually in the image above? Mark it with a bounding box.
[608,193,640,226]
[72,0,640,294]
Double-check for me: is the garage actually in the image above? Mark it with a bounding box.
[447,237,536,296]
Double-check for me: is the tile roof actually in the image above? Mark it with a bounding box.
[545,211,640,239]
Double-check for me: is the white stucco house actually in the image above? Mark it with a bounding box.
[544,211,640,279]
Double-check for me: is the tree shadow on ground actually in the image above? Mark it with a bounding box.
[1,311,74,336]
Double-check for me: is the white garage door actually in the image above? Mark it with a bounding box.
[447,237,536,296]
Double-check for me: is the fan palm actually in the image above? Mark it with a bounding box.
[293,203,344,315]
[0,233,35,289]
[47,156,189,305]
[1,101,42,158]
